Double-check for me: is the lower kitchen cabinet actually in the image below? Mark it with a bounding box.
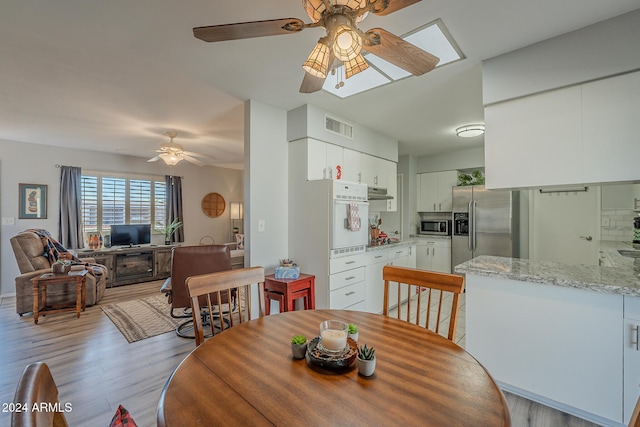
[624,297,640,424]
[329,253,365,309]
[364,250,389,314]
[416,238,451,273]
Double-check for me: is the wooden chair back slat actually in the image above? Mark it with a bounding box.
[382,265,465,342]
[186,267,265,347]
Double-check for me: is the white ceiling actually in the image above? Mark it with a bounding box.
[1,1,638,169]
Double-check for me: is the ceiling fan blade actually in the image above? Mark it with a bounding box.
[194,18,305,42]
[147,156,161,163]
[183,150,216,160]
[363,28,439,75]
[300,72,327,93]
[372,0,421,16]
[181,154,206,167]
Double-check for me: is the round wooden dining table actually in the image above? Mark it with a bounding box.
[157,309,511,426]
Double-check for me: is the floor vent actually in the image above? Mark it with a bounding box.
[325,115,354,139]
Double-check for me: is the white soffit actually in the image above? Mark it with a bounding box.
[323,19,465,98]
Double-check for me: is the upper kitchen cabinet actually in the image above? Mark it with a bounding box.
[602,184,640,211]
[485,85,583,189]
[307,138,344,180]
[485,71,640,189]
[342,148,361,182]
[417,171,458,212]
[361,154,387,188]
[582,71,640,183]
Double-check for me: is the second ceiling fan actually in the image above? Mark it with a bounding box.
[193,0,440,93]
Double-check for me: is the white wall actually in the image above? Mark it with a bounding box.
[0,138,243,297]
[416,147,484,174]
[244,100,288,272]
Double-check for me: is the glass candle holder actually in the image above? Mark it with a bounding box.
[318,320,349,354]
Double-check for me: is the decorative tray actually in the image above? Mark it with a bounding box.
[305,336,357,370]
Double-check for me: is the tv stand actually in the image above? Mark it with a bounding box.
[74,245,173,288]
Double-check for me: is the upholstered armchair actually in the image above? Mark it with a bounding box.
[10,231,108,315]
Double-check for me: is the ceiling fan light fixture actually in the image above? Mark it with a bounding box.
[456,124,485,138]
[333,24,362,61]
[159,152,182,166]
[344,53,369,78]
[302,0,326,23]
[303,37,331,78]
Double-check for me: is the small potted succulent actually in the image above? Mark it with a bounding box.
[291,334,308,359]
[348,323,359,342]
[356,344,376,377]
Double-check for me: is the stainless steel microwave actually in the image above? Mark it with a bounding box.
[419,220,451,236]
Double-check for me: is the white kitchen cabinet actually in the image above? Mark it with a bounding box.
[416,239,451,273]
[306,138,344,180]
[387,244,416,308]
[342,148,361,183]
[364,249,389,314]
[329,253,365,309]
[583,71,640,184]
[417,171,458,212]
[361,154,388,189]
[624,296,640,425]
[383,160,397,212]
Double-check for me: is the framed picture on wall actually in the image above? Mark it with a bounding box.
[18,183,47,219]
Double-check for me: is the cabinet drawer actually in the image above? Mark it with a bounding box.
[625,296,640,321]
[365,249,389,264]
[329,281,365,309]
[330,254,365,274]
[389,246,411,260]
[329,267,365,291]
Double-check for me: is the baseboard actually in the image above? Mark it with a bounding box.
[499,381,625,427]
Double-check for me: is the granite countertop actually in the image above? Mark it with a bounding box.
[366,240,416,252]
[455,242,640,296]
[409,234,452,240]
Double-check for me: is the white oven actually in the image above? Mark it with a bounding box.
[330,181,369,258]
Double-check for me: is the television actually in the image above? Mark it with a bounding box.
[109,224,151,247]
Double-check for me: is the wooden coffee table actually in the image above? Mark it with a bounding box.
[31,270,88,324]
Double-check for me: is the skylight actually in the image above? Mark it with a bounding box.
[323,19,464,98]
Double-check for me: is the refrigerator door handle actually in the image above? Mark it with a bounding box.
[472,201,477,251]
[468,201,473,251]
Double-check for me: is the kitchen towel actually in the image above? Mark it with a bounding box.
[348,202,361,231]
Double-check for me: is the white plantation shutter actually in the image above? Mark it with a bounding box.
[80,172,167,235]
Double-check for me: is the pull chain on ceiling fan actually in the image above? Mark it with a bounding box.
[192,0,439,94]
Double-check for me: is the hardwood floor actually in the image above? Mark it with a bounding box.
[0,282,603,426]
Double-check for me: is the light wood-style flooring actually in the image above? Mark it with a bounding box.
[1,282,602,426]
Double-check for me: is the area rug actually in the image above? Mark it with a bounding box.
[102,295,182,343]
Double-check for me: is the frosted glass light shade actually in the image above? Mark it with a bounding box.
[302,38,331,78]
[160,153,181,166]
[456,124,485,138]
[344,53,369,78]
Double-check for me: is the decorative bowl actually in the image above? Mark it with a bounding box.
[305,337,357,370]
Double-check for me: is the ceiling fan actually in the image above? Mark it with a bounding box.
[147,132,213,166]
[193,0,440,93]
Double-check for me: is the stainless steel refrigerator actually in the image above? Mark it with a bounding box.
[451,185,519,271]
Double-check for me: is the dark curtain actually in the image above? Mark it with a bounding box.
[166,175,184,243]
[59,166,84,249]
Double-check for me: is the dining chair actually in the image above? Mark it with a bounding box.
[630,394,640,427]
[382,265,465,341]
[11,362,68,427]
[186,266,266,346]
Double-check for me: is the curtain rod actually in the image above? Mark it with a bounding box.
[56,164,183,179]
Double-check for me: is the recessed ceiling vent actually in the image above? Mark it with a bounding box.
[325,115,353,139]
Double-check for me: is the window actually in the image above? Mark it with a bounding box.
[81,171,167,235]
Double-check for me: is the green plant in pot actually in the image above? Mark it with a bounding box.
[163,219,183,245]
[348,323,359,342]
[291,334,308,359]
[457,170,485,186]
[356,344,376,377]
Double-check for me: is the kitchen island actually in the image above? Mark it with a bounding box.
[455,245,640,427]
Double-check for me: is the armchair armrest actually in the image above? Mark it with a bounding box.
[15,269,51,286]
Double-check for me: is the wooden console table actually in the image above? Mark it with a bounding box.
[31,270,88,324]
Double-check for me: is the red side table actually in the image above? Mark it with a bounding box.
[264,273,316,315]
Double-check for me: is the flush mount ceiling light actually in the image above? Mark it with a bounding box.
[456,124,485,138]
[193,0,440,93]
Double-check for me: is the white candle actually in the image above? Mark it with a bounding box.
[321,329,347,351]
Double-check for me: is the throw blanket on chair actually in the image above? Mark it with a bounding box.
[26,229,107,280]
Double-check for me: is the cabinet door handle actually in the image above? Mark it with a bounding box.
[375,255,383,259]
[634,325,640,351]
[345,261,356,265]
[433,203,436,211]
[345,276,355,281]
[345,291,356,296]
[426,248,430,255]
[433,248,436,256]
[439,203,441,210]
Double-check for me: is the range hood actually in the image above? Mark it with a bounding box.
[368,187,394,200]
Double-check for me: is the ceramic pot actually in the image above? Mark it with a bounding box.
[291,342,308,359]
[356,356,376,377]
[348,332,359,342]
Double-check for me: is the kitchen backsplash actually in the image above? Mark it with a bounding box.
[601,209,636,242]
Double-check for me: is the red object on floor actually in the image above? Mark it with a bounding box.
[264,273,316,315]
